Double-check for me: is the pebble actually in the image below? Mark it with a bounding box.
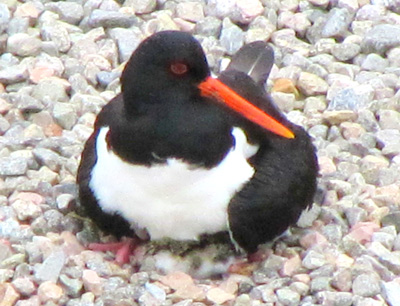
[297,72,329,96]
[88,9,137,28]
[302,250,327,269]
[206,287,235,304]
[45,2,84,25]
[0,3,11,34]
[220,18,244,55]
[37,281,63,303]
[0,157,28,176]
[7,33,42,57]
[276,288,300,306]
[0,283,20,306]
[362,24,400,54]
[352,273,381,297]
[82,269,103,296]
[322,8,353,39]
[176,2,204,23]
[12,277,36,297]
[34,250,65,283]
[125,0,156,14]
[381,279,400,306]
[331,43,361,61]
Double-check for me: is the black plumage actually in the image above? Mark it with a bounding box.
[77,31,318,254]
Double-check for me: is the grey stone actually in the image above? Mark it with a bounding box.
[176,2,204,22]
[316,291,352,306]
[0,3,10,35]
[272,29,311,54]
[331,43,360,61]
[32,79,69,103]
[32,148,62,172]
[56,193,76,213]
[376,129,400,156]
[382,280,400,306]
[377,110,400,130]
[356,4,386,21]
[15,94,44,112]
[124,0,156,14]
[362,24,400,54]
[310,277,332,293]
[382,213,400,233]
[0,156,28,176]
[60,274,83,298]
[322,8,352,39]
[96,71,120,88]
[276,288,300,306]
[88,9,137,28]
[12,277,36,297]
[195,16,222,37]
[52,102,78,130]
[220,18,244,55]
[362,53,389,72]
[7,33,42,57]
[45,2,84,25]
[108,27,143,62]
[327,88,372,111]
[0,64,28,84]
[34,250,66,283]
[41,21,72,53]
[7,17,29,36]
[302,250,326,269]
[352,273,381,297]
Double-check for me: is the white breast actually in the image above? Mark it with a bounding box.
[89,126,258,241]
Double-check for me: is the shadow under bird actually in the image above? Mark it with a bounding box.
[77,31,318,264]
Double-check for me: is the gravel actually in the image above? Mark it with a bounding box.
[1,0,400,305]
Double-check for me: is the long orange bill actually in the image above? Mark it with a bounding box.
[198,77,295,139]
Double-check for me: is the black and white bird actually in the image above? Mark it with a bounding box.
[77,31,318,264]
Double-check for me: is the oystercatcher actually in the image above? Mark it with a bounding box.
[77,31,318,264]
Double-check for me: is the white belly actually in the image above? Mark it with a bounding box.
[89,127,258,241]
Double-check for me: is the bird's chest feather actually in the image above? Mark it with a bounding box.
[89,127,258,241]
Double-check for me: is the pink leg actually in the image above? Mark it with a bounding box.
[89,237,138,264]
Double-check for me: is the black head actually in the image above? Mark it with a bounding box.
[121,31,210,115]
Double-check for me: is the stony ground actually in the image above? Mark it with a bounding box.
[1,0,400,305]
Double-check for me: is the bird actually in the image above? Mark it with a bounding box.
[77,30,318,264]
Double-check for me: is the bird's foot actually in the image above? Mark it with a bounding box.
[228,249,270,275]
[88,237,138,265]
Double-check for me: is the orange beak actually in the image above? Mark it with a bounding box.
[198,77,295,139]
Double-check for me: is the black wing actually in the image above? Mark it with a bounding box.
[220,41,318,253]
[77,95,134,238]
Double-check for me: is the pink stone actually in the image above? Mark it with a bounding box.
[299,231,328,249]
[318,156,337,175]
[281,254,302,276]
[173,284,206,302]
[219,276,238,295]
[292,274,311,284]
[37,281,63,303]
[0,283,20,306]
[12,192,44,205]
[173,18,196,33]
[160,271,194,290]
[60,231,85,256]
[82,269,103,296]
[348,222,380,244]
[236,0,263,23]
[30,67,55,84]
[206,287,235,304]
[14,2,39,20]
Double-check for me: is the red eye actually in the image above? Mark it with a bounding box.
[170,62,188,75]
